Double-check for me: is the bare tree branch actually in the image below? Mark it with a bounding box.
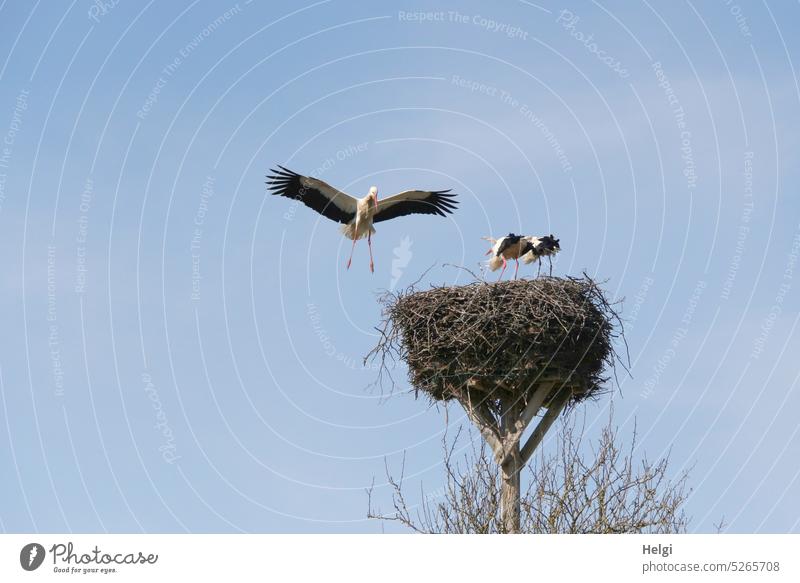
[520,389,572,464]
[368,410,691,534]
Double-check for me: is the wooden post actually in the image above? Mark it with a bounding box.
[457,381,571,533]
[499,395,522,533]
[500,444,521,533]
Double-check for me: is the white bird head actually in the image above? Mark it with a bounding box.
[368,186,379,209]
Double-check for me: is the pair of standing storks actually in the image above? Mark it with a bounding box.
[266,166,560,278]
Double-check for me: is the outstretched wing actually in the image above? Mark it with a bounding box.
[266,165,358,224]
[373,189,458,224]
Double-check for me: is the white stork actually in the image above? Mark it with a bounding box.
[484,233,561,279]
[267,166,458,272]
[484,233,534,280]
[521,234,561,276]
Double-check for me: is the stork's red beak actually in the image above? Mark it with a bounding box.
[373,195,379,211]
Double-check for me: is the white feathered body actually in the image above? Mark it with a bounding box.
[486,235,529,271]
[488,254,505,271]
[340,196,377,240]
[485,234,561,271]
[521,236,560,264]
[521,237,544,264]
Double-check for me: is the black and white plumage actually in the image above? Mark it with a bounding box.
[484,233,561,279]
[521,235,561,276]
[266,165,458,272]
[484,233,535,280]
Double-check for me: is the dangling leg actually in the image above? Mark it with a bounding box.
[346,237,357,270]
[498,257,508,281]
[367,231,375,273]
[513,258,520,280]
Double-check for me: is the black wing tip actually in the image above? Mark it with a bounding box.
[266,165,303,191]
[435,191,458,214]
[267,164,300,178]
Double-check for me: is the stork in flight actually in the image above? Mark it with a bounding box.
[484,233,561,279]
[267,166,458,272]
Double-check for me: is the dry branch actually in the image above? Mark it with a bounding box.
[367,414,691,534]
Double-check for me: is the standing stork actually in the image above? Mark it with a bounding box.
[521,234,561,276]
[484,233,536,280]
[267,166,458,273]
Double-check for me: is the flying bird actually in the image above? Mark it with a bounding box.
[522,234,561,276]
[267,166,458,272]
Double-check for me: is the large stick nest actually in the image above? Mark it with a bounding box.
[368,275,625,413]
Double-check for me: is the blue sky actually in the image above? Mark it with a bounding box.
[0,0,798,533]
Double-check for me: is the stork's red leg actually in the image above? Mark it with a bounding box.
[367,232,375,274]
[346,237,357,270]
[498,257,507,281]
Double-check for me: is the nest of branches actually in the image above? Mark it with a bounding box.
[368,276,625,413]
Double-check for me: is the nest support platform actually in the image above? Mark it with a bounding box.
[369,275,624,532]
